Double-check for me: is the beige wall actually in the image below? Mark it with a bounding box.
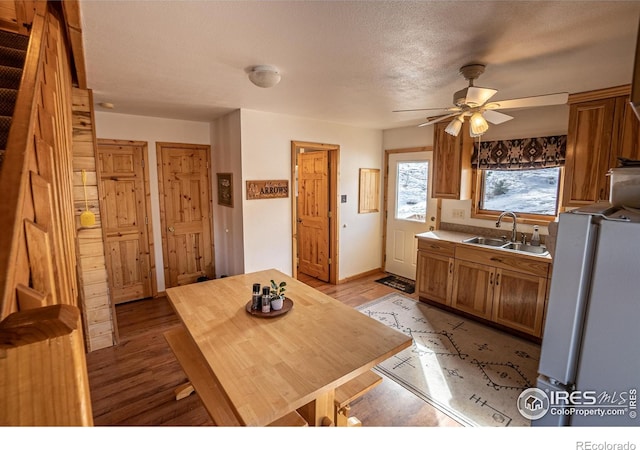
[92,103,569,293]
[239,109,384,279]
[211,110,245,277]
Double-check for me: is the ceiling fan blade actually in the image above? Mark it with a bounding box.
[393,106,460,113]
[417,112,460,128]
[465,87,497,107]
[482,109,513,125]
[487,92,569,110]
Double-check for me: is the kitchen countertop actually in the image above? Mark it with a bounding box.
[416,230,553,262]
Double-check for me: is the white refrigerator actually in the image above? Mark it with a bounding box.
[533,203,640,426]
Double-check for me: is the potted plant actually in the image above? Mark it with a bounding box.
[269,279,286,311]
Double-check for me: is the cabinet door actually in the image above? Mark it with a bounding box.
[613,97,640,163]
[563,98,616,207]
[432,122,462,199]
[432,122,471,200]
[492,269,547,337]
[416,251,453,305]
[451,259,493,320]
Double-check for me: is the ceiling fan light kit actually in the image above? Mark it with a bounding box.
[445,115,464,136]
[394,62,569,136]
[248,65,281,88]
[470,112,489,136]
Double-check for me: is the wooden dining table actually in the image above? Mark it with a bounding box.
[165,269,412,426]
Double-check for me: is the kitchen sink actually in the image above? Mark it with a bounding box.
[463,236,550,256]
[463,236,506,247]
[501,242,549,255]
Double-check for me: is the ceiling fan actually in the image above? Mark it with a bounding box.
[394,63,569,137]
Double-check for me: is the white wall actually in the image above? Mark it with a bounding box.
[94,112,211,292]
[94,105,566,289]
[239,109,383,279]
[211,110,245,277]
[382,106,570,236]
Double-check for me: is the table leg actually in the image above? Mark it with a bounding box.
[297,390,335,426]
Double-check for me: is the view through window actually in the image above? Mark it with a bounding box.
[481,167,561,216]
[396,161,428,222]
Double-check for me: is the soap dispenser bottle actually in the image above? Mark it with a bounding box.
[530,225,540,246]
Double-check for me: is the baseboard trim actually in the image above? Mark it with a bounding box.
[338,268,384,284]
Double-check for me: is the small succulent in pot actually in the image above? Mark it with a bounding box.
[269,279,286,310]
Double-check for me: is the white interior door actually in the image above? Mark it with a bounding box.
[385,151,437,280]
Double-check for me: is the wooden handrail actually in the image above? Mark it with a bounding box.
[0,304,93,425]
[0,1,47,319]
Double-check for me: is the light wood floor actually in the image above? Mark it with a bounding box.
[85,270,461,426]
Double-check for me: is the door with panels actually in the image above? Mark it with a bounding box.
[96,140,153,304]
[157,142,214,287]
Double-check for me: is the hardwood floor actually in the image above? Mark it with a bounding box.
[85,270,461,427]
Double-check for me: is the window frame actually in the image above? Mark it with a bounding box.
[394,159,429,223]
[470,167,564,226]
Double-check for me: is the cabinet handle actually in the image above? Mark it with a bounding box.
[489,273,494,285]
[449,261,453,274]
[490,257,503,263]
[496,274,500,286]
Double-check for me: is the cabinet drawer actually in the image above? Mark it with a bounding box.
[417,238,456,257]
[455,245,550,278]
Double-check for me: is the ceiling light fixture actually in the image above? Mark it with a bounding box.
[445,116,464,136]
[469,112,489,137]
[248,65,281,88]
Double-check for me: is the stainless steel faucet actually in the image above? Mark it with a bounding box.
[496,211,518,242]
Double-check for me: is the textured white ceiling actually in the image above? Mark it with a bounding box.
[81,1,640,130]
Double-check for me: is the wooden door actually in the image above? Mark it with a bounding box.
[492,269,547,337]
[97,141,153,304]
[451,259,494,320]
[157,143,214,288]
[297,150,330,282]
[416,251,453,305]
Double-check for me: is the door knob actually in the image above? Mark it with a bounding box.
[168,226,175,232]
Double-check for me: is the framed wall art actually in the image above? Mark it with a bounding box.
[246,179,289,200]
[217,172,233,207]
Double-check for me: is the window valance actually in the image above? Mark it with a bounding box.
[471,135,567,170]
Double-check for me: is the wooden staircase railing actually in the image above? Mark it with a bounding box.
[0,0,93,426]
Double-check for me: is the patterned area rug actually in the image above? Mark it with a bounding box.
[374,274,415,294]
[357,293,540,426]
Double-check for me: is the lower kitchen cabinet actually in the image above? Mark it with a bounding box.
[451,259,494,320]
[416,251,453,306]
[416,236,551,339]
[415,238,456,306]
[492,269,547,337]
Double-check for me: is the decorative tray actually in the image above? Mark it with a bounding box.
[245,297,293,318]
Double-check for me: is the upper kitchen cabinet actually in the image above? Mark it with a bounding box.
[562,85,640,208]
[432,121,472,199]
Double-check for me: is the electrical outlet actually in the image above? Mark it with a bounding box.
[452,209,465,219]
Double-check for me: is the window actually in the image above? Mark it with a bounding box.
[396,161,428,222]
[480,167,561,216]
[470,135,566,224]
